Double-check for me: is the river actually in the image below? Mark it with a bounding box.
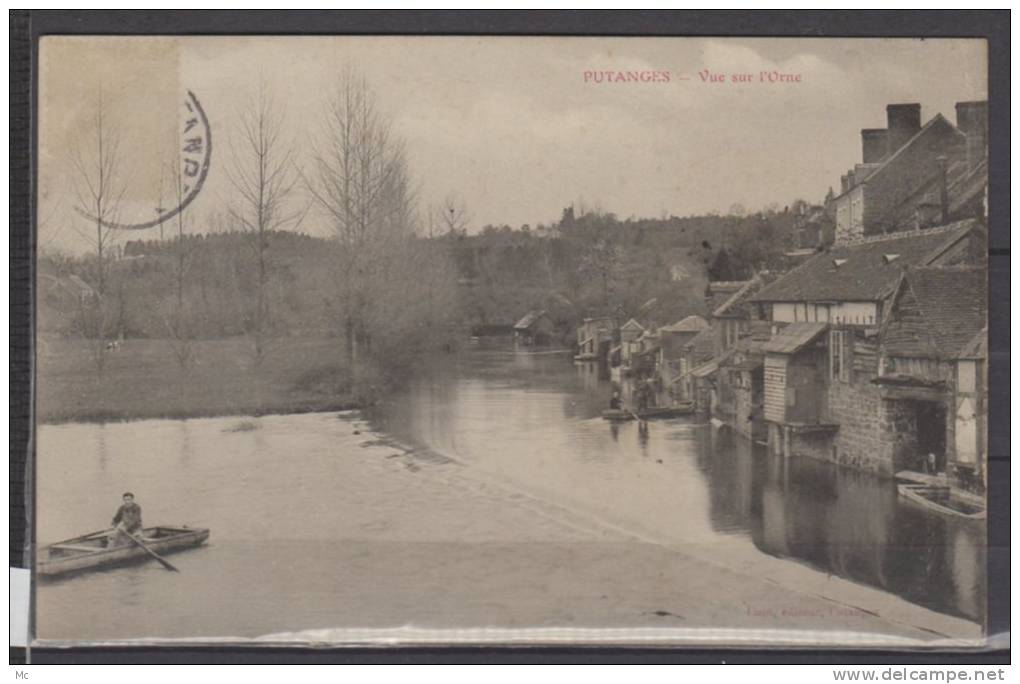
[34,342,985,644]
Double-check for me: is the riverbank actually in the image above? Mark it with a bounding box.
[35,411,981,646]
[36,337,361,423]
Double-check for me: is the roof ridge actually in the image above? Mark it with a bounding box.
[751,250,825,302]
[920,220,979,264]
[831,113,962,202]
[869,114,960,181]
[843,218,973,248]
[901,266,986,358]
[712,273,761,317]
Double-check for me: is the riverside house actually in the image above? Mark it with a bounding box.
[750,219,987,481]
[575,316,616,363]
[613,318,646,371]
[833,101,987,243]
[680,328,719,418]
[656,315,709,406]
[513,310,554,346]
[876,266,987,491]
[709,273,778,429]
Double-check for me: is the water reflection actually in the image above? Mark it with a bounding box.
[37,342,985,635]
[376,343,985,623]
[694,422,984,622]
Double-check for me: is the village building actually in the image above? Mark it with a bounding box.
[710,273,777,355]
[656,315,709,405]
[681,328,720,418]
[718,321,773,441]
[792,203,836,250]
[752,219,985,327]
[706,274,777,430]
[750,220,987,480]
[833,101,987,245]
[631,328,661,382]
[512,310,554,346]
[66,274,98,305]
[574,316,616,362]
[953,329,988,492]
[761,321,837,461]
[615,318,646,368]
[875,266,987,490]
[669,264,691,282]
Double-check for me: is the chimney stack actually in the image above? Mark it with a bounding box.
[861,128,888,163]
[886,103,922,153]
[956,100,988,168]
[840,173,850,194]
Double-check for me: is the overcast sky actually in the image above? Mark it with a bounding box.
[38,36,987,254]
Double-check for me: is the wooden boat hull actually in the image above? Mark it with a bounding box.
[897,484,985,520]
[602,404,694,421]
[38,525,210,578]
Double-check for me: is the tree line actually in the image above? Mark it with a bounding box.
[43,66,802,397]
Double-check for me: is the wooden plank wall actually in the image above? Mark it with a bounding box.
[763,354,787,423]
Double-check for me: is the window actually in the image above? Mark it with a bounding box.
[830,330,852,382]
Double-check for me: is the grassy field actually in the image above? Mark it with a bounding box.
[36,336,363,423]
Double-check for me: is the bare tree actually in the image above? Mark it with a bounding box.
[305,68,416,368]
[306,68,413,246]
[161,145,199,370]
[226,82,302,367]
[437,193,470,236]
[69,89,128,374]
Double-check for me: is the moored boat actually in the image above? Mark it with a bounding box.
[897,484,985,520]
[38,525,210,578]
[602,403,694,421]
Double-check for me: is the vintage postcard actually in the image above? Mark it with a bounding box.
[33,35,989,648]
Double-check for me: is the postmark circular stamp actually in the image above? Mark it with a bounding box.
[77,90,212,231]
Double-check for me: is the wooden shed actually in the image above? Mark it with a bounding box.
[762,322,829,425]
[513,310,554,346]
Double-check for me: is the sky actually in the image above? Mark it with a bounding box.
[37,36,987,254]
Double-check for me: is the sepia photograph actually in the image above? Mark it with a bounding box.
[31,34,990,649]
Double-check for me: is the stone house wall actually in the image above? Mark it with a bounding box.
[826,379,893,474]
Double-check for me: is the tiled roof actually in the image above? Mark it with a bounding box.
[958,328,987,360]
[706,280,750,312]
[832,114,965,202]
[514,310,547,330]
[683,327,717,365]
[882,267,987,359]
[762,322,828,354]
[751,220,978,303]
[713,273,780,318]
[689,357,722,379]
[661,315,709,333]
[884,158,988,230]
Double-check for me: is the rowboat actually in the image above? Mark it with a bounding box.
[38,525,210,578]
[602,404,694,421]
[897,484,985,520]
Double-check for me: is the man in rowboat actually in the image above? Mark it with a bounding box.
[107,492,143,547]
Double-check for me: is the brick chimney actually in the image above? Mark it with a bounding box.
[886,103,922,154]
[861,128,888,163]
[956,100,987,168]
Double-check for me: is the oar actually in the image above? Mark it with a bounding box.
[118,526,180,572]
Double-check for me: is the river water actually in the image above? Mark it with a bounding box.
[34,342,985,642]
